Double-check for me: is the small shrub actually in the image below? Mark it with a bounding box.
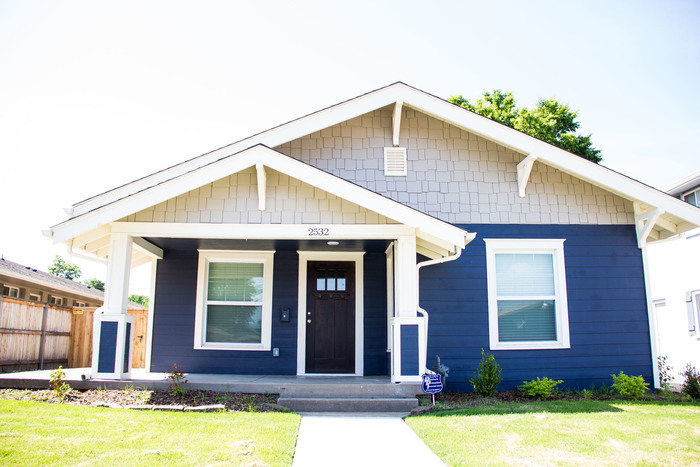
[611,371,649,399]
[518,377,563,399]
[49,366,71,402]
[657,355,674,393]
[469,349,502,397]
[166,363,188,397]
[581,388,592,400]
[681,364,700,400]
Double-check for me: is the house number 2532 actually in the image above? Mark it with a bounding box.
[308,228,329,236]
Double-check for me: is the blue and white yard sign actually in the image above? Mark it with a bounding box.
[421,373,443,394]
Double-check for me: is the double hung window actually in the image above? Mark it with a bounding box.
[194,250,274,350]
[485,239,570,350]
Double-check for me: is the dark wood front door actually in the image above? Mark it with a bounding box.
[306,261,355,373]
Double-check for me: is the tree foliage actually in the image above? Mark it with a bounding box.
[449,90,602,163]
[48,255,82,281]
[128,294,149,307]
[83,278,105,291]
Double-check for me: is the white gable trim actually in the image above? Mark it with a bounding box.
[62,82,700,233]
[51,145,472,250]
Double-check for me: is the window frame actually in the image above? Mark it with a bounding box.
[3,286,19,298]
[687,290,700,338]
[193,250,274,351]
[29,293,42,302]
[682,187,700,207]
[484,238,570,350]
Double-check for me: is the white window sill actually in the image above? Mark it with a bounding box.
[490,341,570,351]
[195,343,270,351]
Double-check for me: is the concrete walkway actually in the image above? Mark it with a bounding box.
[292,413,445,466]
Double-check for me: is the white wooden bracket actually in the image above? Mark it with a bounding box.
[132,237,164,259]
[256,162,267,211]
[634,205,664,248]
[392,100,403,147]
[517,155,538,198]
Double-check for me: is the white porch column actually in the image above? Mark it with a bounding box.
[91,233,135,380]
[391,234,426,382]
[394,234,418,317]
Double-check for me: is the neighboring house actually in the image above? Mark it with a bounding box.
[0,257,103,307]
[647,171,700,383]
[46,83,700,390]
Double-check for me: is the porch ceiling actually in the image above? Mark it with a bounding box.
[143,237,393,253]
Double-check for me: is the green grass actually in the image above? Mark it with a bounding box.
[406,400,700,466]
[0,399,300,466]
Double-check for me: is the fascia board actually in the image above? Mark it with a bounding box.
[53,145,469,248]
[400,89,700,228]
[69,86,406,218]
[52,147,262,242]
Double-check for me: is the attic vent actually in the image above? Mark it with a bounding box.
[384,147,407,176]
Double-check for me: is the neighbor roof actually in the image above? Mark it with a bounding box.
[0,257,104,301]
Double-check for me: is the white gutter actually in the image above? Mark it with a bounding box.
[66,240,108,266]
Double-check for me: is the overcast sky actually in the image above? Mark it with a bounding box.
[1,0,699,294]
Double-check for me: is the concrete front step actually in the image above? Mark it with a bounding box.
[277,396,420,413]
[280,382,421,398]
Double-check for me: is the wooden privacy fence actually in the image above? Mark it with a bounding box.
[0,297,148,372]
[68,307,148,369]
[0,297,72,371]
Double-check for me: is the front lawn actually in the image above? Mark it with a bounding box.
[406,400,700,466]
[0,399,300,466]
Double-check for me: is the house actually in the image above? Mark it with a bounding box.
[647,171,700,382]
[46,83,700,391]
[0,257,103,307]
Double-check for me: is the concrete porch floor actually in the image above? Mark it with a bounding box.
[0,368,422,397]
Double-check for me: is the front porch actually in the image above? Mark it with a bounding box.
[0,368,423,412]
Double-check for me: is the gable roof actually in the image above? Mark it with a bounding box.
[50,82,700,247]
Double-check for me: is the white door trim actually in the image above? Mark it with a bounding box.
[297,251,365,376]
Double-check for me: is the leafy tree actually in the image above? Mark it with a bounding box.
[449,90,602,163]
[48,255,82,281]
[83,278,105,291]
[128,294,149,307]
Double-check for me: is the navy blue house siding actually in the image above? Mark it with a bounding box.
[421,224,652,391]
[150,245,389,376]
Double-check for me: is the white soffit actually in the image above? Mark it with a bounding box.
[62,82,700,231]
[51,145,471,250]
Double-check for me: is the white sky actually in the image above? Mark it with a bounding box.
[1,0,699,295]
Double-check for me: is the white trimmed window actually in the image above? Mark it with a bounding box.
[687,290,700,337]
[3,286,19,298]
[29,293,41,301]
[49,296,63,306]
[194,250,274,350]
[485,239,570,350]
[682,188,699,207]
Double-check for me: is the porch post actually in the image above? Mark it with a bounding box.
[391,234,426,382]
[91,233,135,380]
[394,235,417,317]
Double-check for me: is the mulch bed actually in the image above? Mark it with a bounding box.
[0,388,282,412]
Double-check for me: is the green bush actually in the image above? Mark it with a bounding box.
[657,355,673,393]
[49,366,71,402]
[518,377,563,399]
[166,363,188,397]
[469,349,502,397]
[611,371,649,399]
[681,364,700,400]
